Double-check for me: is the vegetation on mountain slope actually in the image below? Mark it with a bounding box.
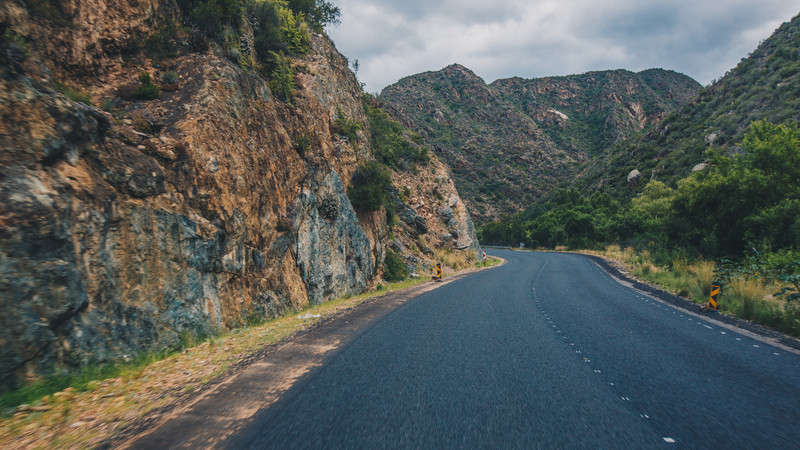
[579,13,800,199]
[480,13,800,256]
[380,65,700,224]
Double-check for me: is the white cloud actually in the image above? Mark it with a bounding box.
[327,0,799,93]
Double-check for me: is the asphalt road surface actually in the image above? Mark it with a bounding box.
[222,250,800,448]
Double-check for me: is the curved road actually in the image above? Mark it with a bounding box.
[225,250,799,447]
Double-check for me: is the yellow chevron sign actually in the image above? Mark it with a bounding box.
[433,263,442,281]
[708,282,721,310]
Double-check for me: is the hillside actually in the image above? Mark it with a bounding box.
[492,69,700,157]
[0,0,479,392]
[580,13,800,197]
[380,65,700,224]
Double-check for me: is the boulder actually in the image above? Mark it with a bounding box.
[627,169,642,189]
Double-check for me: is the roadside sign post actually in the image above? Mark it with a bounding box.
[481,250,487,265]
[703,281,721,311]
[433,263,442,282]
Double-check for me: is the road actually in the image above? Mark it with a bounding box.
[137,250,800,448]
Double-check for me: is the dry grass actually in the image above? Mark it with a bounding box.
[434,248,476,272]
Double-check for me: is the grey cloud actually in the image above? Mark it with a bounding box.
[328,0,799,92]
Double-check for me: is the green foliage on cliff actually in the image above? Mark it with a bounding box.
[179,0,243,36]
[333,107,362,143]
[267,51,296,102]
[55,81,92,105]
[286,0,341,31]
[362,94,429,170]
[347,161,392,212]
[175,0,339,102]
[133,72,160,100]
[383,249,409,282]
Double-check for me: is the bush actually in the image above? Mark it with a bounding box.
[286,0,340,31]
[333,107,362,143]
[179,0,242,36]
[248,0,285,60]
[145,24,181,60]
[383,249,408,282]
[319,194,340,221]
[134,72,160,100]
[294,133,311,156]
[277,5,311,55]
[267,51,296,102]
[160,70,179,84]
[55,81,92,105]
[347,161,391,212]
[363,94,429,169]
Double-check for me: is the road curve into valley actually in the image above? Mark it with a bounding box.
[158,251,800,448]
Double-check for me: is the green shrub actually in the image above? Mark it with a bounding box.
[160,70,179,85]
[294,133,311,156]
[383,249,409,282]
[145,24,180,59]
[55,81,92,105]
[362,93,429,169]
[277,5,311,55]
[347,161,391,212]
[333,107,362,143]
[286,0,340,31]
[2,28,30,63]
[267,51,296,102]
[319,194,340,221]
[134,72,160,100]
[248,0,284,60]
[179,0,242,36]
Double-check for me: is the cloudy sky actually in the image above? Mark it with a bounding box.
[326,0,799,93]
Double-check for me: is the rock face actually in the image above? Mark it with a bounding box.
[0,2,482,391]
[295,170,374,304]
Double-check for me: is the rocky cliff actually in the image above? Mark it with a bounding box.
[379,65,701,224]
[0,1,479,392]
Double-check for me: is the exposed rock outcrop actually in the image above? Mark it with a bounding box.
[627,169,642,189]
[0,2,479,392]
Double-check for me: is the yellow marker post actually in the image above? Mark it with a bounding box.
[707,281,721,311]
[433,263,442,282]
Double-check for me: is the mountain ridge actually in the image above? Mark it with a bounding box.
[380,64,701,223]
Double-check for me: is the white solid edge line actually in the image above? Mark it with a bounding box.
[597,263,800,356]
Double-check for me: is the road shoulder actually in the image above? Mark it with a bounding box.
[582,252,800,354]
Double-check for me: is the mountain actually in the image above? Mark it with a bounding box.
[492,69,701,157]
[580,13,800,197]
[0,0,478,392]
[477,11,800,259]
[380,65,701,223]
